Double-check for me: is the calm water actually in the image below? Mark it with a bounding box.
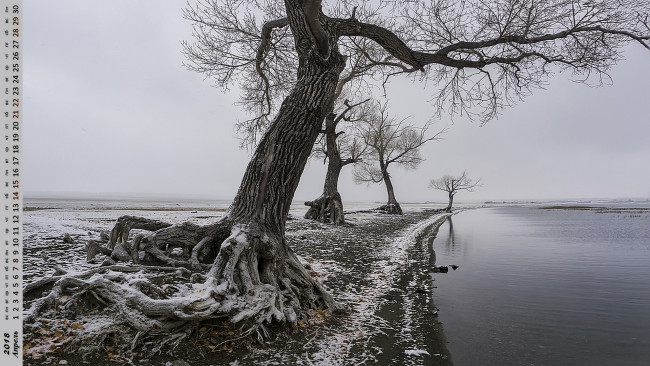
[430,206,650,366]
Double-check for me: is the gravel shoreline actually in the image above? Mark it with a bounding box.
[24,207,453,365]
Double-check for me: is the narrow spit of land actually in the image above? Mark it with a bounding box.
[24,208,453,366]
[166,210,454,366]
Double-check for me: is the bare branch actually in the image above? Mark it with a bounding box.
[254,17,290,127]
[354,99,444,188]
[329,0,650,122]
[430,171,482,194]
[185,0,650,141]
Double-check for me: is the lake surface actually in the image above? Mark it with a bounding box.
[430,206,650,366]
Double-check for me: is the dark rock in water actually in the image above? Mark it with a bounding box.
[432,265,449,273]
[450,265,459,270]
[100,231,110,241]
[62,233,74,244]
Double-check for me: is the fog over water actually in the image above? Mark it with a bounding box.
[24,1,650,203]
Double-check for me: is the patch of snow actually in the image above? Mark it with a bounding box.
[404,349,430,356]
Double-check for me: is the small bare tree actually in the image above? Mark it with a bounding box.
[355,102,445,214]
[429,172,482,212]
[305,98,370,224]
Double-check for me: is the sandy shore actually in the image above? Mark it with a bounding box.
[24,206,453,365]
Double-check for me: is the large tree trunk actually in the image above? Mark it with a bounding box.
[305,115,346,224]
[379,164,403,215]
[25,1,349,357]
[210,36,348,323]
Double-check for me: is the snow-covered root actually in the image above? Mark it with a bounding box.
[25,220,343,359]
[107,215,172,250]
[304,194,345,224]
[23,264,202,359]
[86,215,233,270]
[376,203,403,215]
[24,264,193,322]
[207,223,345,326]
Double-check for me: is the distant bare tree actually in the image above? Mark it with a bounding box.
[429,172,482,212]
[355,102,445,214]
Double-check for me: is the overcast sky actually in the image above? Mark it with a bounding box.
[24,0,650,204]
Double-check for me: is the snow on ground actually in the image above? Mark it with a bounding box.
[23,200,451,365]
[23,208,225,284]
[405,349,430,356]
[249,210,450,366]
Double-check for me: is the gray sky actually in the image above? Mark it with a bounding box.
[24,0,650,204]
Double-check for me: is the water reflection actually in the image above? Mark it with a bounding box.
[430,207,650,366]
[428,217,460,275]
[427,230,437,267]
[445,216,455,250]
[430,240,436,267]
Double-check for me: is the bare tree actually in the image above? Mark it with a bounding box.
[25,0,650,357]
[305,98,369,224]
[305,34,419,224]
[355,102,445,214]
[430,172,482,212]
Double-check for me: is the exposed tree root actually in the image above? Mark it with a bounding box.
[85,216,231,270]
[86,240,112,261]
[24,216,344,360]
[376,203,403,215]
[304,193,345,225]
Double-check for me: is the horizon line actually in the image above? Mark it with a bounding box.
[24,191,650,205]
